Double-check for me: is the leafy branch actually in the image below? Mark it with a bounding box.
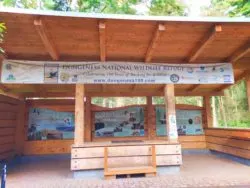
[0,22,6,55]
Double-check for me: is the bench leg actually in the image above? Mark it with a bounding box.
[145,172,156,177]
[105,175,116,180]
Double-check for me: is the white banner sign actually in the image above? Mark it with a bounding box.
[1,60,234,84]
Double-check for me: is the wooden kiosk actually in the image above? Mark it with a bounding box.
[0,9,250,179]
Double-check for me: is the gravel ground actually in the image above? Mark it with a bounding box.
[6,154,250,188]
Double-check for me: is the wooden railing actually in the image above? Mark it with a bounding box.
[205,128,250,159]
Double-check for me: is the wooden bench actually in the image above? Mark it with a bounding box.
[104,145,157,179]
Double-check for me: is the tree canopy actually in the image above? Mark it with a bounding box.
[149,0,186,16]
[229,0,250,17]
[202,0,250,17]
[78,0,140,14]
[0,0,186,16]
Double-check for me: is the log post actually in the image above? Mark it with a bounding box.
[74,84,85,146]
[203,96,213,128]
[147,96,154,139]
[85,96,91,142]
[164,84,178,142]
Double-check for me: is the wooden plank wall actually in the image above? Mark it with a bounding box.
[0,95,20,160]
[23,140,73,155]
[205,128,250,159]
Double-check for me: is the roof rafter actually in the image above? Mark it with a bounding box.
[99,21,106,62]
[187,84,200,92]
[187,25,222,63]
[34,18,59,60]
[145,23,165,63]
[228,41,250,64]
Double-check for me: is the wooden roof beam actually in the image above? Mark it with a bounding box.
[23,90,224,98]
[145,23,165,63]
[228,41,250,64]
[158,85,165,92]
[131,84,136,91]
[187,84,200,92]
[34,85,47,97]
[187,25,222,63]
[0,85,24,100]
[0,91,24,100]
[102,84,107,92]
[99,21,106,62]
[34,18,59,60]
[0,84,10,93]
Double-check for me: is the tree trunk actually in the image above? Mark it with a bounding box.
[219,97,227,127]
[212,97,217,127]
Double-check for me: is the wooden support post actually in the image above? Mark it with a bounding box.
[104,147,108,172]
[164,84,178,142]
[147,96,154,139]
[203,96,213,128]
[246,78,250,111]
[15,101,26,155]
[74,84,85,146]
[151,145,156,168]
[85,96,91,142]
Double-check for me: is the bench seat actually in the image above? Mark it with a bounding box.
[104,145,157,179]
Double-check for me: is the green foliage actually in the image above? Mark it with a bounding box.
[153,96,203,106]
[1,0,16,7]
[0,0,70,10]
[153,97,164,104]
[212,80,249,129]
[176,96,203,107]
[201,0,231,17]
[202,0,250,17]
[43,0,56,10]
[218,111,250,128]
[52,0,70,11]
[92,97,146,108]
[78,0,139,14]
[0,22,6,54]
[229,0,250,17]
[149,0,186,16]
